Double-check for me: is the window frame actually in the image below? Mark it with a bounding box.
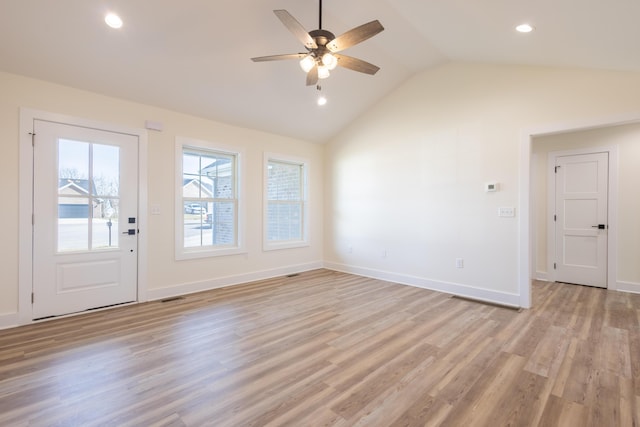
[175,137,245,260]
[263,152,309,251]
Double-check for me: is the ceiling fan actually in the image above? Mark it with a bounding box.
[251,0,384,86]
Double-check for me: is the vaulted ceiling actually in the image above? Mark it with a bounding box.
[1,0,639,143]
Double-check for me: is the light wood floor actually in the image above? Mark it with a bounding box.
[1,269,639,426]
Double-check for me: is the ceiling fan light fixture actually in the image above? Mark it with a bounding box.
[299,55,316,72]
[322,53,338,70]
[318,66,330,79]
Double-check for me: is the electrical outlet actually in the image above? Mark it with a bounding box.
[456,258,464,269]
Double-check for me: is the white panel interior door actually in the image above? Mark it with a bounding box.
[32,120,139,319]
[554,152,608,288]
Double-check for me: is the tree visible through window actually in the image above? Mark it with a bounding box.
[266,158,307,248]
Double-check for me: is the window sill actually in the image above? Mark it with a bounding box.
[263,240,309,252]
[176,246,246,260]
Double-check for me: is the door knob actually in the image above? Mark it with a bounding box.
[591,224,606,229]
[122,229,136,235]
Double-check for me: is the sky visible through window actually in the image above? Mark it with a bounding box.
[59,139,119,181]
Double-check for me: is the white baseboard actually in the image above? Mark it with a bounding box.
[0,313,19,331]
[146,261,324,301]
[323,262,521,308]
[535,271,549,282]
[616,280,640,294]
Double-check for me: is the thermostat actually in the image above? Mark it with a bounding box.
[485,182,499,192]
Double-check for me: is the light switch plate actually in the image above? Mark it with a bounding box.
[498,207,515,217]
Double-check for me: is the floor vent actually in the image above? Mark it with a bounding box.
[161,296,185,303]
[451,295,521,311]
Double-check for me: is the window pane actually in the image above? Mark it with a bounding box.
[268,161,301,201]
[184,223,201,248]
[203,155,234,199]
[58,198,89,251]
[267,202,301,241]
[205,202,235,245]
[183,152,202,175]
[183,177,203,198]
[58,139,89,183]
[93,144,120,197]
[214,173,233,199]
[93,215,119,249]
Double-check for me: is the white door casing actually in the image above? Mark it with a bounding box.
[32,119,139,319]
[553,152,608,288]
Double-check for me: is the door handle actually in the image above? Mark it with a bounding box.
[122,229,136,235]
[591,224,606,229]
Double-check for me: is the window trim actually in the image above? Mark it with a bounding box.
[175,137,245,260]
[263,152,310,251]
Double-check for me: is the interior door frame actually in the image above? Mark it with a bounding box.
[546,146,618,288]
[18,108,148,325]
[520,114,635,309]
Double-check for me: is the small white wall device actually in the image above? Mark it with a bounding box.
[485,182,499,192]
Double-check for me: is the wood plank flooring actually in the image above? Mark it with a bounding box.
[1,269,639,426]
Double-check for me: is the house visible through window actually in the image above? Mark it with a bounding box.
[177,139,242,259]
[265,156,308,250]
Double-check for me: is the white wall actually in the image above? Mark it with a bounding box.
[532,124,640,288]
[4,62,640,325]
[324,62,640,306]
[0,71,324,325]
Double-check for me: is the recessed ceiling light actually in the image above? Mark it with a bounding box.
[516,23,534,33]
[317,96,327,106]
[105,13,123,29]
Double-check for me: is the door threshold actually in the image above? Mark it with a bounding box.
[33,300,137,322]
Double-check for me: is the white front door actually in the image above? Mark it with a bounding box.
[32,120,139,319]
[554,152,608,288]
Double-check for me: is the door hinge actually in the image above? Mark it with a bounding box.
[31,292,34,304]
[553,263,557,270]
[554,165,560,173]
[553,214,556,222]
[29,131,35,147]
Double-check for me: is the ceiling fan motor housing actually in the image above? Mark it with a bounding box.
[309,29,336,48]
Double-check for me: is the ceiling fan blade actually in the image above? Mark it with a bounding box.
[334,54,380,75]
[306,66,319,86]
[251,53,307,62]
[274,10,317,50]
[327,20,384,53]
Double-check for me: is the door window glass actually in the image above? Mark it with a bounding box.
[57,139,120,252]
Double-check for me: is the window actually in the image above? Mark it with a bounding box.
[176,137,244,259]
[264,154,308,250]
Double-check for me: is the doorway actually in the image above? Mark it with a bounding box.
[19,109,148,323]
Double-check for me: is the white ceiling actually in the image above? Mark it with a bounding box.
[1,0,639,143]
